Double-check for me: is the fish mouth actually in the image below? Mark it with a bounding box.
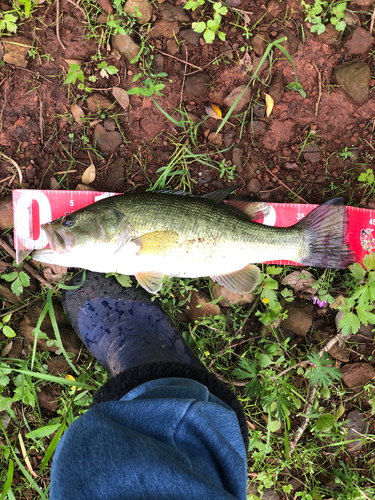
[41,223,75,252]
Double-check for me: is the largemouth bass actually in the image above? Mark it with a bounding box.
[32,190,355,294]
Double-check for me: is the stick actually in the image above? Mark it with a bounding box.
[0,238,54,289]
[154,49,203,71]
[370,5,375,34]
[39,99,44,146]
[180,45,188,104]
[56,0,66,50]
[0,152,23,184]
[263,166,309,204]
[66,0,87,19]
[311,60,322,117]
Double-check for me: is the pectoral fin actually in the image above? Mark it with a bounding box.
[136,271,164,294]
[211,264,261,294]
[133,231,179,255]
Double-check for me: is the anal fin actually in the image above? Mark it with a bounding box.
[135,271,164,294]
[211,264,261,294]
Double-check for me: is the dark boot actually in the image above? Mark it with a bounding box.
[62,271,249,451]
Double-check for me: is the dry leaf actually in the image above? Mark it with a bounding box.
[71,103,85,124]
[265,93,274,118]
[1,341,13,357]
[82,163,96,185]
[63,58,84,66]
[240,48,252,72]
[205,103,222,120]
[112,87,130,110]
[89,119,101,127]
[243,12,251,24]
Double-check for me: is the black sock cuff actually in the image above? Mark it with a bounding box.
[92,361,249,452]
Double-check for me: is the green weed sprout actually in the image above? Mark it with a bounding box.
[184,0,204,11]
[358,168,374,187]
[64,63,85,85]
[192,2,228,44]
[97,61,119,78]
[0,11,17,33]
[1,266,30,297]
[0,314,16,338]
[301,0,348,35]
[128,73,167,97]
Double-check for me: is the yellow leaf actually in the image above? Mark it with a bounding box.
[265,93,274,118]
[82,164,96,185]
[205,103,222,120]
[65,374,75,381]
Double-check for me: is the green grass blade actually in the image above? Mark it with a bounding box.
[151,98,185,127]
[58,270,86,290]
[38,418,67,475]
[0,458,14,500]
[0,365,93,389]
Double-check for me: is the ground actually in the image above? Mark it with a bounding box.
[1,0,375,498]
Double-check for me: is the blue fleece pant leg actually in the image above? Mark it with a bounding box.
[50,377,247,500]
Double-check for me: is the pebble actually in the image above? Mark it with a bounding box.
[150,19,179,38]
[335,59,371,104]
[166,38,179,55]
[232,148,243,174]
[223,130,236,148]
[123,0,152,23]
[247,178,261,193]
[267,0,283,17]
[92,124,122,152]
[345,26,374,55]
[224,85,251,113]
[185,72,210,96]
[0,196,13,230]
[179,28,202,46]
[111,33,140,63]
[208,132,222,145]
[248,120,267,136]
[159,2,190,21]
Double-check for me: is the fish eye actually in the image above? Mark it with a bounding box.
[62,217,74,228]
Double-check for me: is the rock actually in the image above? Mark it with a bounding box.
[153,53,164,72]
[123,0,152,24]
[140,112,165,139]
[0,196,13,230]
[8,337,31,358]
[267,0,282,17]
[98,0,112,12]
[87,93,114,113]
[302,144,321,162]
[253,104,266,118]
[97,12,111,23]
[350,0,374,6]
[247,178,261,193]
[268,73,283,102]
[232,148,243,174]
[47,356,71,375]
[180,28,202,45]
[221,133,236,152]
[345,11,360,26]
[280,301,313,336]
[252,33,268,56]
[159,2,190,21]
[317,23,340,45]
[19,301,82,354]
[224,85,251,112]
[276,29,298,54]
[1,36,32,68]
[111,33,140,63]
[248,120,267,136]
[252,55,269,75]
[92,124,122,152]
[260,489,280,500]
[103,118,117,131]
[281,162,299,171]
[37,386,59,411]
[345,409,368,455]
[211,283,255,307]
[185,72,210,96]
[341,362,375,391]
[208,132,222,145]
[184,290,221,322]
[166,38,179,55]
[357,322,374,339]
[150,19,179,38]
[328,343,350,363]
[335,59,371,103]
[107,157,126,191]
[282,270,316,295]
[345,27,373,55]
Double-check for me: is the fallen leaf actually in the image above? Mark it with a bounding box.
[89,119,101,127]
[71,103,85,124]
[243,12,251,24]
[100,68,109,79]
[112,87,130,110]
[82,163,96,185]
[205,103,222,120]
[63,58,84,66]
[240,48,252,72]
[1,341,13,357]
[265,93,274,117]
[330,294,346,310]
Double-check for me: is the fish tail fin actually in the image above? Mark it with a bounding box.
[298,198,355,269]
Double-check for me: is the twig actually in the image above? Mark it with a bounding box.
[186,50,240,76]
[370,5,375,34]
[154,49,202,71]
[0,152,23,183]
[0,175,14,184]
[289,331,344,454]
[0,76,10,133]
[55,169,78,175]
[0,238,53,289]
[39,99,44,146]
[234,297,260,336]
[264,166,308,204]
[4,64,53,83]
[216,373,247,387]
[0,297,39,318]
[311,60,322,117]
[66,0,87,18]
[180,45,188,104]
[19,433,37,479]
[56,0,66,50]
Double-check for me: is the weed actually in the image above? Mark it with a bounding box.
[301,0,348,35]
[0,313,16,338]
[190,2,228,44]
[0,261,30,297]
[128,72,168,97]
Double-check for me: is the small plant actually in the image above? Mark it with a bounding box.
[358,168,374,187]
[191,2,228,44]
[0,314,16,338]
[64,63,85,85]
[184,0,204,11]
[0,10,17,33]
[127,73,167,97]
[301,0,348,35]
[97,61,119,79]
[0,263,30,297]
[339,146,354,160]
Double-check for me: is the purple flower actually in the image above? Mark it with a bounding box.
[312,296,328,308]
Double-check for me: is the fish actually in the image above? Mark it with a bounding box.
[32,190,355,294]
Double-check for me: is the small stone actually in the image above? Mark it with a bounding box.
[159,2,190,21]
[281,162,299,171]
[302,144,321,162]
[280,301,313,336]
[282,270,315,294]
[140,112,166,139]
[97,0,112,12]
[107,157,126,191]
[341,362,375,391]
[123,0,152,24]
[232,148,243,174]
[153,53,164,73]
[247,178,261,193]
[252,55,269,75]
[316,23,340,45]
[37,386,59,411]
[211,283,255,307]
[248,120,267,136]
[87,93,114,113]
[345,409,368,455]
[111,33,140,63]
[103,118,117,131]
[345,11,360,26]
[345,27,374,55]
[150,19,179,38]
[1,36,32,68]
[328,343,350,363]
[92,124,122,152]
[267,0,283,17]
[166,38,179,55]
[350,0,374,6]
[268,72,283,102]
[0,196,13,231]
[252,34,267,56]
[335,59,371,103]
[253,104,266,118]
[184,290,221,322]
[224,130,236,148]
[179,28,202,46]
[224,85,251,112]
[208,132,222,145]
[276,29,298,54]
[185,72,210,96]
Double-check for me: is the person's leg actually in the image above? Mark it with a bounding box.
[50,272,248,500]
